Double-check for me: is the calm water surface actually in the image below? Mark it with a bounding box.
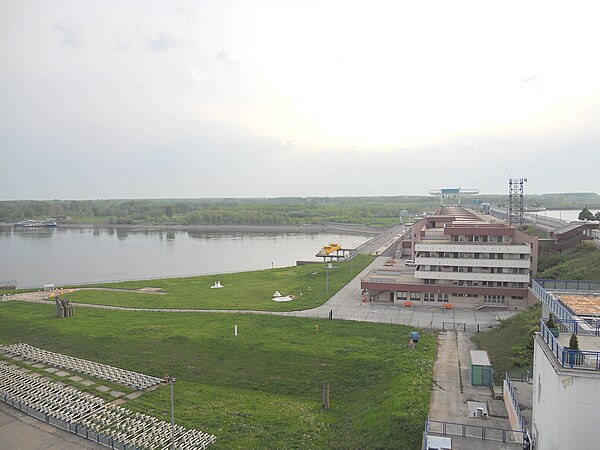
[0,228,371,288]
[531,209,599,222]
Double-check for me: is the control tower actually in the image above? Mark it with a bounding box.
[429,187,480,206]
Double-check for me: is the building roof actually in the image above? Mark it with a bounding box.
[555,293,600,316]
[470,350,491,366]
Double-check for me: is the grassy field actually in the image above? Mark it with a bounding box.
[0,302,435,449]
[63,255,374,311]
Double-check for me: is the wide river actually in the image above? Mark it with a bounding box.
[0,227,372,288]
[532,208,599,223]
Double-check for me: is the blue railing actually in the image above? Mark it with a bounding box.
[532,279,600,336]
[504,374,526,432]
[539,320,600,370]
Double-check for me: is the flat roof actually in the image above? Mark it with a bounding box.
[555,293,600,316]
[554,221,598,235]
[470,350,491,366]
[362,268,419,284]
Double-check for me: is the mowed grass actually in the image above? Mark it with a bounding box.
[65,255,374,311]
[0,301,435,449]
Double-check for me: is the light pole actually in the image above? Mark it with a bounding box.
[163,374,177,450]
[325,262,329,295]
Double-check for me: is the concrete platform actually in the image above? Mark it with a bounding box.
[0,402,104,450]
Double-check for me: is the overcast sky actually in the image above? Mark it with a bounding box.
[1,0,599,200]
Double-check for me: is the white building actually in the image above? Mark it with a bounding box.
[361,205,539,309]
[531,280,600,449]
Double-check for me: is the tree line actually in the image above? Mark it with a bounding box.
[1,193,598,226]
[0,197,437,226]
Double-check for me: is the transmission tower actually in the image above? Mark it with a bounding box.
[508,177,527,228]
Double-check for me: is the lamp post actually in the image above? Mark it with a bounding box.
[325,262,329,295]
[163,374,177,450]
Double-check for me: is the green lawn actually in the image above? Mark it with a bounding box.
[0,302,435,449]
[64,255,374,311]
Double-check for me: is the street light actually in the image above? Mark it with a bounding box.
[163,374,177,450]
[325,262,329,295]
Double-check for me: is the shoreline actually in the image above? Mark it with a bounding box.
[0,221,382,235]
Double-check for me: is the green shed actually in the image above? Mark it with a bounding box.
[470,350,493,386]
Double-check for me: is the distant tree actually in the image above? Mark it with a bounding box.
[579,207,594,221]
[595,211,600,221]
[165,205,174,218]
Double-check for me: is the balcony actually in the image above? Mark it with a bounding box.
[531,279,600,336]
[415,270,530,283]
[538,319,600,371]
[415,257,531,269]
[415,243,531,254]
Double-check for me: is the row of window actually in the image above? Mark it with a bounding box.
[452,235,511,243]
[395,293,524,302]
[422,279,526,288]
[484,295,506,304]
[418,251,528,260]
[422,266,527,274]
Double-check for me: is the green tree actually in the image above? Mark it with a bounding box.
[165,205,174,218]
[569,333,579,350]
[579,206,594,221]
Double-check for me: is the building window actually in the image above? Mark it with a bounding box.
[423,292,435,301]
[396,292,408,300]
[410,292,421,301]
[437,293,449,303]
[484,295,506,304]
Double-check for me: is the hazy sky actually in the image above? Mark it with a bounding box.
[1,0,599,200]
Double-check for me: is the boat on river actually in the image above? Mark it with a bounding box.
[14,219,58,228]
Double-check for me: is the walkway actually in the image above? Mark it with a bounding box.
[0,401,103,450]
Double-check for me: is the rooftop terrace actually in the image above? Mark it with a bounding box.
[532,279,600,370]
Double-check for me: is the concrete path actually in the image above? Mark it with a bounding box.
[427,331,522,449]
[0,402,103,450]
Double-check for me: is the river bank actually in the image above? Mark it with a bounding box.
[0,221,382,235]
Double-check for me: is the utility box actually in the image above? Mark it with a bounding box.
[470,350,493,386]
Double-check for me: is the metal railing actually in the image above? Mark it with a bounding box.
[504,374,526,432]
[539,319,600,371]
[424,419,526,443]
[535,279,600,292]
[532,279,600,336]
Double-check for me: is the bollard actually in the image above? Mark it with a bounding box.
[234,325,238,336]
